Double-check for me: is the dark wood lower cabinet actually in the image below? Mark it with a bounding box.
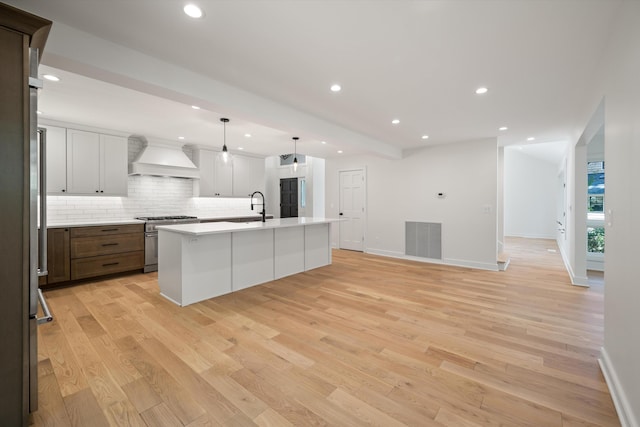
[69,224,144,281]
[46,228,71,284]
[71,251,144,280]
[41,224,144,287]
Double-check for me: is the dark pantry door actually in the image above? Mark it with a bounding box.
[280,178,298,218]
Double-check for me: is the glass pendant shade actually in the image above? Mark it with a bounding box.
[292,137,299,172]
[220,118,231,163]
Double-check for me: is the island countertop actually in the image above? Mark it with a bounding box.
[156,217,339,236]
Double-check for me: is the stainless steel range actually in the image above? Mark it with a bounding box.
[135,216,199,272]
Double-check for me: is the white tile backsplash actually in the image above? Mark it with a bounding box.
[47,175,255,222]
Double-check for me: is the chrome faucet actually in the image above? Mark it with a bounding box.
[250,191,266,222]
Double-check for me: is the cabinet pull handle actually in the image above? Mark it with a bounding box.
[102,262,119,267]
[101,228,119,232]
[101,243,119,247]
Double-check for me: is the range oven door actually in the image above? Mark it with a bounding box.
[144,232,158,272]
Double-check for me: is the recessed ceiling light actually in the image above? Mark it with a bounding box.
[244,133,251,138]
[183,4,203,18]
[36,110,42,115]
[337,150,343,154]
[527,137,535,141]
[421,135,429,140]
[238,147,244,150]
[475,87,488,94]
[321,141,326,144]
[330,84,341,92]
[43,74,59,82]
[191,105,200,110]
[499,126,508,131]
[178,136,185,140]
[391,119,400,125]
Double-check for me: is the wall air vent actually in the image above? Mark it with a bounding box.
[405,222,442,259]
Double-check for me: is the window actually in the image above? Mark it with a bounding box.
[587,226,605,253]
[587,161,605,255]
[587,161,604,212]
[279,153,306,166]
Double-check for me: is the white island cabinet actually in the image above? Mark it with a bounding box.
[157,217,338,306]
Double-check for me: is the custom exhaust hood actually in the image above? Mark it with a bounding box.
[129,138,199,179]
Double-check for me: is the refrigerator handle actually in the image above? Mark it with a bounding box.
[36,289,53,324]
[38,127,47,277]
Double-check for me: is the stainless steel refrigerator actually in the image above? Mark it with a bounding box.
[0,4,52,425]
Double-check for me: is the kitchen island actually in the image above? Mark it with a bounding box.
[156,217,338,306]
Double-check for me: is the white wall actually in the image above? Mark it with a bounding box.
[504,148,558,239]
[594,2,640,425]
[325,138,498,271]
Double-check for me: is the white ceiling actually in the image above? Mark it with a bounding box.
[10,0,621,160]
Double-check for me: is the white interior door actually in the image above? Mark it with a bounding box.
[339,169,365,251]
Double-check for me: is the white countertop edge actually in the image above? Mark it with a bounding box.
[157,217,340,236]
[46,219,145,228]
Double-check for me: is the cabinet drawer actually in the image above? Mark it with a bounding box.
[71,251,144,280]
[70,224,143,238]
[71,233,143,258]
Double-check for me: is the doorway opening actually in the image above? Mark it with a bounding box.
[280,178,298,218]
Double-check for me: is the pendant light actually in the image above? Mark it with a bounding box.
[220,117,230,163]
[292,137,299,172]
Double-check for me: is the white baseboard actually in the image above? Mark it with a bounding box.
[443,258,499,271]
[505,232,556,239]
[587,259,605,271]
[599,347,639,427]
[498,258,510,271]
[364,248,499,272]
[556,240,590,286]
[365,248,405,259]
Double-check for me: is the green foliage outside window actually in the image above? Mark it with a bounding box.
[587,227,605,253]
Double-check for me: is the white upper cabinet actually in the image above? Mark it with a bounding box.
[100,134,128,195]
[192,148,216,197]
[233,155,265,197]
[192,149,264,197]
[66,129,127,196]
[41,125,68,195]
[214,154,233,196]
[192,148,233,197]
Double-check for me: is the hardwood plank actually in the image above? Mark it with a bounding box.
[115,335,207,425]
[31,368,72,427]
[140,402,183,427]
[200,370,269,419]
[121,377,162,413]
[325,388,407,427]
[434,406,483,427]
[253,408,294,427]
[31,238,620,427]
[63,388,110,427]
[38,319,89,397]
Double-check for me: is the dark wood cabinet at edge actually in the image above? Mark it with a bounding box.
[39,228,71,286]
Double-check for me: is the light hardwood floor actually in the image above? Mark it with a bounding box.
[31,238,620,426]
